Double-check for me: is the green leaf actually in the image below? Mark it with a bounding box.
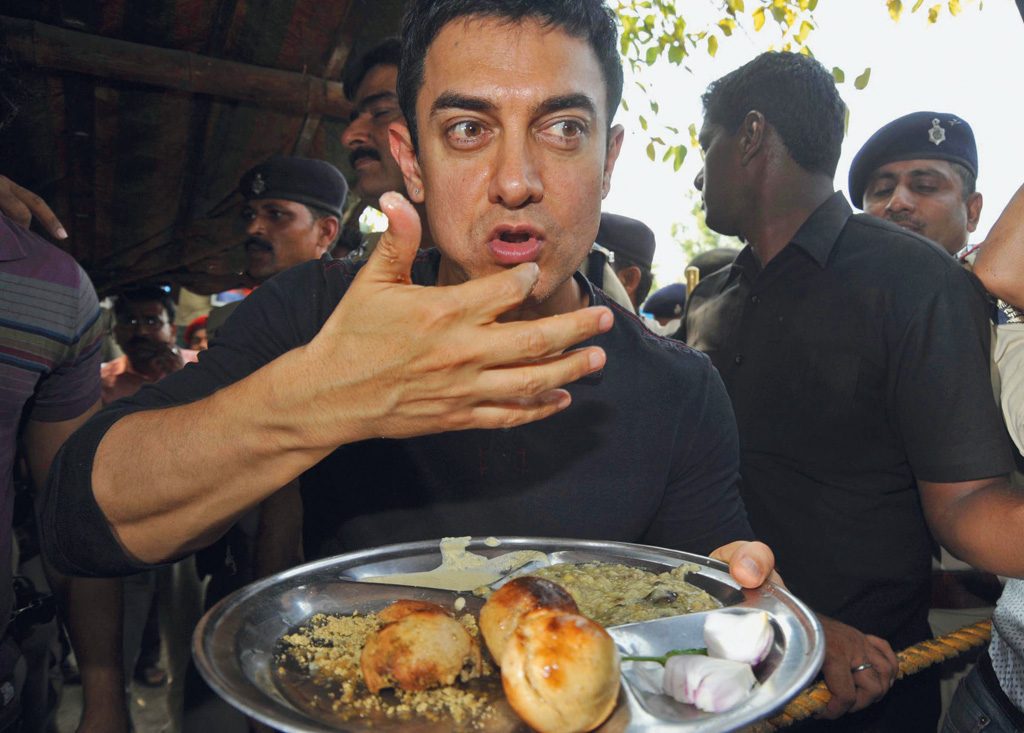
[646,141,656,161]
[668,44,685,64]
[831,66,845,83]
[808,0,819,9]
[645,45,660,64]
[673,145,687,171]
[912,0,925,10]
[621,98,629,112]
[796,20,813,44]
[752,6,766,31]
[688,123,699,148]
[853,67,871,89]
[666,125,679,134]
[707,34,718,57]
[717,17,736,36]
[621,647,707,665]
[726,0,745,12]
[887,0,903,20]
[948,0,961,15]
[639,115,648,131]
[650,100,660,114]
[928,3,941,22]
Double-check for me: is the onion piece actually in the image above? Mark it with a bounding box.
[662,654,758,712]
[703,611,774,666]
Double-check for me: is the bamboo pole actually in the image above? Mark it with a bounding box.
[747,620,992,732]
[0,15,352,120]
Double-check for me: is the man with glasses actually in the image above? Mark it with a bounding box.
[101,286,197,405]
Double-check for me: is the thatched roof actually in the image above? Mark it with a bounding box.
[1,0,406,295]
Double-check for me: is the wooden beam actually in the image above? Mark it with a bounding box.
[293,0,358,156]
[0,14,353,120]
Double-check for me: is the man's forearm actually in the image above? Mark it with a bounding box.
[975,182,1024,307]
[927,479,1024,576]
[93,346,340,564]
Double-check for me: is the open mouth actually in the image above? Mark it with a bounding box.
[488,226,544,265]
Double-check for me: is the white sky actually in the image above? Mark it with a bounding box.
[603,0,1024,285]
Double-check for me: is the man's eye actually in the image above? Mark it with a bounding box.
[868,187,893,199]
[371,106,398,121]
[447,121,487,147]
[540,119,588,149]
[240,209,255,221]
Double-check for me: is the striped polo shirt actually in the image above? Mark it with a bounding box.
[0,213,104,630]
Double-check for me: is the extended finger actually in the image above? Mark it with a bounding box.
[0,181,32,230]
[472,346,607,403]
[471,307,613,368]
[15,181,67,239]
[359,192,422,285]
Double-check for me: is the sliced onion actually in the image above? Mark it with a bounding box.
[663,654,757,712]
[703,611,774,666]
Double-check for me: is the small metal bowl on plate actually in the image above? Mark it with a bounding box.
[193,537,824,732]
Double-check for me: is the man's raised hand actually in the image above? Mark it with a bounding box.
[299,191,613,446]
[0,175,67,239]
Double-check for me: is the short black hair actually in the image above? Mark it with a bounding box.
[951,162,977,200]
[702,52,845,177]
[113,285,176,323]
[397,0,623,148]
[343,37,402,102]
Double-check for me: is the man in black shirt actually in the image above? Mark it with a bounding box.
[686,52,1017,731]
[42,0,775,595]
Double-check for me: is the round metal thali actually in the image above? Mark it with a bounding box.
[194,537,824,732]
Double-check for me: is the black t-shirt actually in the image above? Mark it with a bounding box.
[44,249,752,577]
[686,192,1014,648]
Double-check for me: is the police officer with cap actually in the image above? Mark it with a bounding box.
[848,111,983,257]
[238,155,349,281]
[587,212,657,312]
[208,155,348,336]
[643,282,686,330]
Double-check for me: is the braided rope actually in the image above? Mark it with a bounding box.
[746,619,992,732]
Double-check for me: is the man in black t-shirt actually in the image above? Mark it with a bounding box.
[686,52,1017,731]
[42,1,777,597]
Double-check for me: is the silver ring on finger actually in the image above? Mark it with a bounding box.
[851,662,874,673]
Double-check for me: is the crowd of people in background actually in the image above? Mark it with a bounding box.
[1,1,1023,732]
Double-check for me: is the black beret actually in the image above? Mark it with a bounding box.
[596,213,656,270]
[642,283,686,320]
[848,112,977,209]
[688,248,740,279]
[239,155,348,217]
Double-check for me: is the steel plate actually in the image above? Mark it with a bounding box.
[194,537,823,732]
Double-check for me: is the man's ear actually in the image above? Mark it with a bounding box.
[317,216,340,253]
[602,124,626,198]
[965,191,983,233]
[739,110,766,166]
[615,265,642,300]
[388,121,425,203]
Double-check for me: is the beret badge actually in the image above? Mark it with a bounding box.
[928,118,946,146]
[250,173,267,196]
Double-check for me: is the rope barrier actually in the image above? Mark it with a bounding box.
[747,619,992,732]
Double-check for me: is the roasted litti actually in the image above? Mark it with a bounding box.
[479,576,579,666]
[376,598,448,625]
[500,609,620,733]
[360,605,482,693]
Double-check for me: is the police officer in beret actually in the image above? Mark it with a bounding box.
[206,156,349,337]
[849,111,983,257]
[238,155,349,281]
[593,212,657,312]
[643,282,686,331]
